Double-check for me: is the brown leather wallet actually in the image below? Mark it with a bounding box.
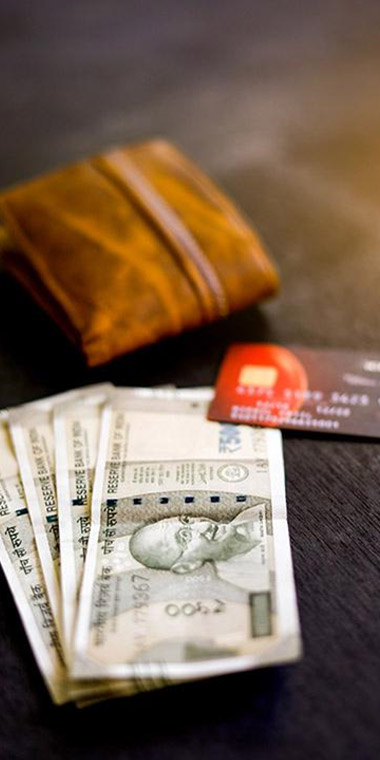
[0,139,279,366]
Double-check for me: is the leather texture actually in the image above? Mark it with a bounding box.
[0,139,279,366]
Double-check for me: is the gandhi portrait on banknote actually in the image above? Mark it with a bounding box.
[129,506,262,578]
[90,496,271,654]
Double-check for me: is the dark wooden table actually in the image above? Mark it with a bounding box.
[1,1,380,758]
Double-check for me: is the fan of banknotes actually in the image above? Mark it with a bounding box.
[0,384,301,706]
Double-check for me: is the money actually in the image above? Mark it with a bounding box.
[7,385,135,702]
[0,412,68,704]
[55,387,182,699]
[54,391,110,651]
[9,385,112,632]
[54,388,162,700]
[0,384,301,704]
[0,402,136,705]
[73,389,301,683]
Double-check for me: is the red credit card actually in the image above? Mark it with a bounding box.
[208,343,380,437]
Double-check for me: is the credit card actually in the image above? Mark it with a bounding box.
[208,344,380,437]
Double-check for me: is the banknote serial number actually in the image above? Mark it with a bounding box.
[131,574,150,622]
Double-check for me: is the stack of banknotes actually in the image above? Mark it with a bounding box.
[0,384,301,706]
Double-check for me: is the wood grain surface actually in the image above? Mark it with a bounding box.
[1,1,380,758]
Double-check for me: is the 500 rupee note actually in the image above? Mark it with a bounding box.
[0,407,134,707]
[3,385,183,704]
[0,389,207,705]
[54,387,176,652]
[55,386,181,702]
[0,412,68,703]
[54,391,110,651]
[9,385,113,634]
[6,385,135,704]
[74,390,301,684]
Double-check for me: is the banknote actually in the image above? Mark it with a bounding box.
[0,411,68,704]
[76,389,219,701]
[54,386,183,701]
[54,386,181,654]
[6,384,144,703]
[54,391,110,651]
[68,388,203,702]
[9,385,113,632]
[75,389,220,701]
[73,389,301,683]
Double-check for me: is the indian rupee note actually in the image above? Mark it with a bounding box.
[73,389,301,684]
[6,385,131,703]
[0,404,151,706]
[73,388,213,702]
[54,391,110,651]
[75,389,216,703]
[9,385,113,634]
[4,385,177,704]
[55,386,181,701]
[0,411,68,704]
[54,386,179,653]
